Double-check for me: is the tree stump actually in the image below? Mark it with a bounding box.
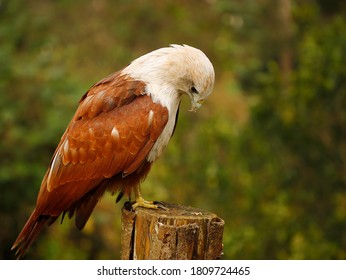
[121,202,224,260]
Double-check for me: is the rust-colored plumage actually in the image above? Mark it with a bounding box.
[12,44,215,259]
[12,72,168,258]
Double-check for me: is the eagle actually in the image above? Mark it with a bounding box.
[12,44,215,258]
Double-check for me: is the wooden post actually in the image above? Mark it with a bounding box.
[121,202,224,260]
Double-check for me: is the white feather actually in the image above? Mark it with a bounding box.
[148,110,154,127]
[111,126,120,141]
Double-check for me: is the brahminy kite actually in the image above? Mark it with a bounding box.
[12,44,215,258]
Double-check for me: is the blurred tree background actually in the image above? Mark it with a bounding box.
[1,0,346,259]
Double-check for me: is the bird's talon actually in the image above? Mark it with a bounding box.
[153,201,169,211]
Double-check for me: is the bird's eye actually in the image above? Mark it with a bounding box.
[190,86,199,94]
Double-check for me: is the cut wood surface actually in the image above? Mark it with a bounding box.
[121,202,224,260]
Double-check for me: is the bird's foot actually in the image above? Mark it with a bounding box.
[131,196,158,210]
[129,197,168,211]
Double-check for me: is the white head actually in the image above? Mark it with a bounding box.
[122,44,215,111]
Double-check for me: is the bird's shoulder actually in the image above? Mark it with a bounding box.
[75,71,146,120]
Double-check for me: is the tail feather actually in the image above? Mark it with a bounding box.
[11,211,56,259]
[74,183,107,230]
[12,183,107,259]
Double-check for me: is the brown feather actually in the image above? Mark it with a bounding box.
[12,72,169,258]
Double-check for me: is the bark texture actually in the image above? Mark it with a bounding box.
[121,202,224,260]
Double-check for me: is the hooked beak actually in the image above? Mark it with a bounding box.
[184,89,208,112]
[189,98,205,112]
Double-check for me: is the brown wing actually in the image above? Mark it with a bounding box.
[12,73,169,258]
[47,98,167,189]
[41,72,168,204]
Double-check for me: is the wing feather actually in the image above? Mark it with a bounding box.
[46,73,168,194]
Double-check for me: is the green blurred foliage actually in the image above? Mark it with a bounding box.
[1,0,345,259]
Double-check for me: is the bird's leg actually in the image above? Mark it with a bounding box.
[131,185,158,210]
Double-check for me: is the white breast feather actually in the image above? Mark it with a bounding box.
[145,84,181,162]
